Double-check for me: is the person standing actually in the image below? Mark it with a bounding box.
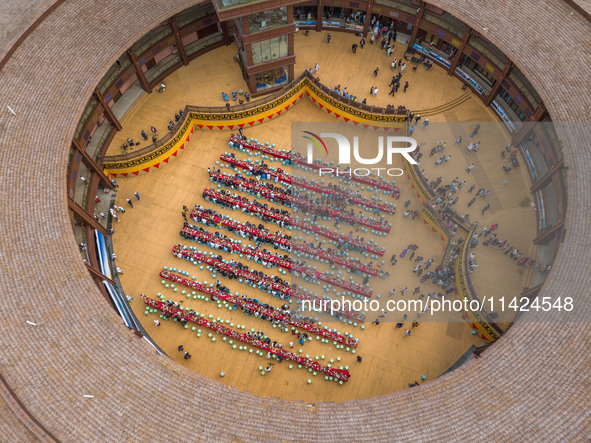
[467,163,474,173]
[326,33,331,44]
[134,192,140,200]
[126,198,134,208]
[360,38,365,49]
[373,86,378,97]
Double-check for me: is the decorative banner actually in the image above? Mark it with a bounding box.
[104,76,408,176]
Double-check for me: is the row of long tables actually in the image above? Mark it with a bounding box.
[191,207,384,256]
[172,244,370,315]
[159,270,358,348]
[219,154,397,215]
[178,226,373,297]
[142,294,351,381]
[179,221,380,276]
[228,135,400,194]
[208,170,392,233]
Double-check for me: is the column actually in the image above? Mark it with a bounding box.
[511,102,547,146]
[92,89,122,131]
[530,158,564,193]
[363,0,374,37]
[127,49,151,93]
[533,221,565,245]
[72,138,114,189]
[448,26,471,75]
[484,60,514,106]
[316,0,323,32]
[408,1,425,48]
[221,20,232,45]
[171,20,189,65]
[68,197,107,236]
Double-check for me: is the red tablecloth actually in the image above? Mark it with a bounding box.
[177,225,292,270]
[202,188,290,226]
[228,135,399,195]
[142,294,351,381]
[159,270,358,348]
[229,134,291,161]
[190,208,291,247]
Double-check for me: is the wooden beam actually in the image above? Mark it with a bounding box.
[511,102,547,145]
[316,0,323,32]
[220,21,232,46]
[408,2,425,48]
[448,26,471,75]
[127,49,151,93]
[534,221,565,245]
[170,20,189,65]
[92,88,122,131]
[473,342,493,357]
[531,158,564,193]
[72,138,113,189]
[363,0,374,37]
[68,197,107,236]
[86,263,115,286]
[484,60,514,106]
[521,283,545,300]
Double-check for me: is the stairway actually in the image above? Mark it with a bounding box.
[413,92,472,117]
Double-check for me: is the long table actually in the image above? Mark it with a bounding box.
[142,294,351,382]
[228,135,400,195]
[219,154,397,215]
[159,270,358,348]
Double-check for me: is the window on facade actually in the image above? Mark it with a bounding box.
[248,7,288,33]
[469,36,504,70]
[499,87,526,121]
[424,12,462,37]
[509,67,542,109]
[251,36,288,65]
[255,66,289,91]
[218,0,258,9]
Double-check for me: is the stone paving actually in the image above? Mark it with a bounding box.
[0,0,589,440]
